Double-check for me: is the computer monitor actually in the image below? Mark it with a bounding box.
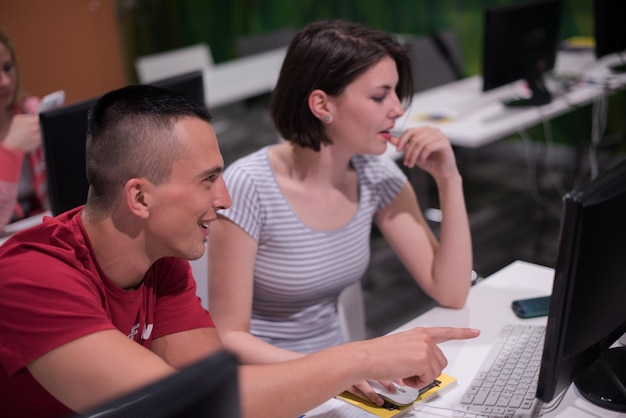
[40,71,206,216]
[481,0,562,107]
[76,350,241,418]
[593,0,626,73]
[149,70,205,106]
[536,159,626,411]
[39,97,98,216]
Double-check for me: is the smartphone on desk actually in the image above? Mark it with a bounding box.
[511,295,550,319]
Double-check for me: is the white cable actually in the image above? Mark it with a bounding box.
[590,90,609,179]
[519,108,562,220]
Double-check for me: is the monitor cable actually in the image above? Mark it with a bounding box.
[589,92,608,179]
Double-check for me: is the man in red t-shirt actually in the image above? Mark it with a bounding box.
[0,85,478,418]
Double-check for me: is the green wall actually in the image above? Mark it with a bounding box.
[118,0,594,81]
[117,0,623,155]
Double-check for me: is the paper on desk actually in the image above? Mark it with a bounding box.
[337,392,413,418]
[304,397,381,417]
[333,373,457,418]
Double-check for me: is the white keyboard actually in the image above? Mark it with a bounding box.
[457,324,546,418]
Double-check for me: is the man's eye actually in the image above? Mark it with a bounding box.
[204,174,218,184]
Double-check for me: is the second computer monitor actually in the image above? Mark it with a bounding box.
[593,0,626,73]
[149,70,205,105]
[76,350,241,418]
[39,97,98,216]
[481,0,562,107]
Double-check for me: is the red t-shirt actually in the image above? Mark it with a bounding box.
[0,207,214,417]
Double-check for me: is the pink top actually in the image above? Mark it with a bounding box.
[0,96,47,231]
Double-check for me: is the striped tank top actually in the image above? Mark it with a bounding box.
[220,146,406,353]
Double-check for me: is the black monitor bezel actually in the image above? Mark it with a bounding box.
[149,70,205,107]
[593,0,626,60]
[39,97,98,216]
[77,350,241,418]
[536,159,626,407]
[481,0,562,106]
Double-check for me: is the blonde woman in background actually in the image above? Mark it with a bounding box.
[0,28,47,232]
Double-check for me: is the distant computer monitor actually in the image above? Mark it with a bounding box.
[536,159,626,411]
[39,97,98,216]
[40,71,205,216]
[482,0,562,107]
[593,0,626,73]
[76,350,241,418]
[149,70,205,106]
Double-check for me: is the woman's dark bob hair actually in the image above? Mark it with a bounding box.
[270,19,413,151]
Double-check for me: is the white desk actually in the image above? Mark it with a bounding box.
[306,260,626,417]
[0,211,50,240]
[390,51,626,149]
[203,47,286,109]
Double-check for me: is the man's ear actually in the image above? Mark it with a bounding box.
[308,89,334,123]
[124,178,151,219]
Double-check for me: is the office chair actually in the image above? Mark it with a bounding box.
[403,30,464,93]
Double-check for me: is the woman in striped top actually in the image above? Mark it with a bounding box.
[208,19,472,404]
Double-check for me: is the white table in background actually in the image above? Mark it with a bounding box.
[389,51,626,150]
[203,47,286,109]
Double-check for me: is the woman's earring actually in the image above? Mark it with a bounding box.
[323,115,332,123]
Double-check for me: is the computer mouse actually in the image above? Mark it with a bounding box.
[366,380,422,407]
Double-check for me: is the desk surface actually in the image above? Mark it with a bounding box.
[390,51,626,149]
[203,47,286,108]
[306,260,626,417]
[0,211,50,242]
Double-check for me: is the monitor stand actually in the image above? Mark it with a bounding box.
[502,72,552,108]
[608,53,626,73]
[574,346,626,412]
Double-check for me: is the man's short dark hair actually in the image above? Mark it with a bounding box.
[85,85,212,212]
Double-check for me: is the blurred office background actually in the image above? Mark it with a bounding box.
[0,1,595,103]
[2,0,624,336]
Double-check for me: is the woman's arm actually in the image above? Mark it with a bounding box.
[0,113,43,229]
[376,127,472,308]
[208,215,305,364]
[0,144,23,229]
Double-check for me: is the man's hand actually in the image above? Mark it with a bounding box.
[359,326,480,389]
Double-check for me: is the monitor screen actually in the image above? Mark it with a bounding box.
[593,0,626,73]
[76,350,241,418]
[149,70,205,106]
[39,97,98,216]
[40,71,206,216]
[536,159,626,411]
[482,0,562,107]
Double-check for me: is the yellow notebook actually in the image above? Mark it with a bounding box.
[336,373,457,418]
